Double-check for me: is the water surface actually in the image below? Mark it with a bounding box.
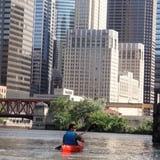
[0,128,160,160]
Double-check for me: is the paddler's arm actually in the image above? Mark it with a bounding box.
[76,133,84,142]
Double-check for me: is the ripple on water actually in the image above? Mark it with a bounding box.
[0,128,157,160]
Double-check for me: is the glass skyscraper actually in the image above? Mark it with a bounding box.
[155,0,160,102]
[31,0,56,95]
[107,0,157,103]
[54,0,75,74]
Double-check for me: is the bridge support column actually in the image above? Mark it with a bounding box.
[32,102,49,129]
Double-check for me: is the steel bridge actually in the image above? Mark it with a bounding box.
[0,99,51,120]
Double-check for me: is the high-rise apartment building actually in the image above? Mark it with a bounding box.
[74,0,107,29]
[63,30,119,101]
[31,0,56,95]
[0,0,34,98]
[107,0,157,103]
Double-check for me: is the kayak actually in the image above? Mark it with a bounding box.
[61,144,84,152]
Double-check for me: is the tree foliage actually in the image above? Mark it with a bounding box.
[48,97,152,134]
[86,111,127,132]
[69,99,104,128]
[49,96,73,129]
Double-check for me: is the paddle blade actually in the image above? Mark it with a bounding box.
[55,145,61,150]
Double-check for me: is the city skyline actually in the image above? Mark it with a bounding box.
[0,0,159,104]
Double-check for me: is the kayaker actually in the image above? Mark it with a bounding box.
[63,123,84,145]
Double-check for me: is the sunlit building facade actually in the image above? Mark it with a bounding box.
[74,0,107,30]
[107,0,157,103]
[63,30,119,101]
[119,43,144,103]
[0,0,34,98]
[155,0,160,103]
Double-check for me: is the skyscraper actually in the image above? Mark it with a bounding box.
[0,0,34,98]
[63,29,119,101]
[74,0,107,29]
[156,0,160,55]
[107,0,157,103]
[54,0,75,74]
[31,0,56,95]
[63,0,120,101]
[119,43,144,103]
[155,0,160,102]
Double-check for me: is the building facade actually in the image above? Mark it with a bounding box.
[0,86,7,98]
[0,0,34,98]
[119,43,144,103]
[155,55,160,103]
[54,0,75,74]
[118,72,140,103]
[31,0,56,95]
[63,29,119,101]
[107,0,157,103]
[156,0,160,55]
[155,0,160,103]
[74,0,107,30]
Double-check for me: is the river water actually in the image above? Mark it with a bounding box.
[0,128,160,160]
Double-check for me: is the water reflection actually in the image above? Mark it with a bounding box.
[0,128,160,160]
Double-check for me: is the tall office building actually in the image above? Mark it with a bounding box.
[0,0,34,98]
[54,0,75,73]
[107,0,157,103]
[119,43,144,103]
[63,30,119,101]
[31,0,56,95]
[155,0,160,102]
[63,0,120,101]
[155,55,160,102]
[156,0,160,55]
[74,0,107,29]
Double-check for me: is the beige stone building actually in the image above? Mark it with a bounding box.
[74,0,107,30]
[119,43,144,103]
[0,0,34,98]
[0,86,7,98]
[63,29,119,101]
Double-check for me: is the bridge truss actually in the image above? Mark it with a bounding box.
[0,99,50,120]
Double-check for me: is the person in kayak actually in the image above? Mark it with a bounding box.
[63,123,84,145]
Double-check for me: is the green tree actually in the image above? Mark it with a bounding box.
[69,99,105,128]
[86,111,127,132]
[135,120,153,134]
[107,115,128,133]
[49,96,73,129]
[86,111,110,132]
